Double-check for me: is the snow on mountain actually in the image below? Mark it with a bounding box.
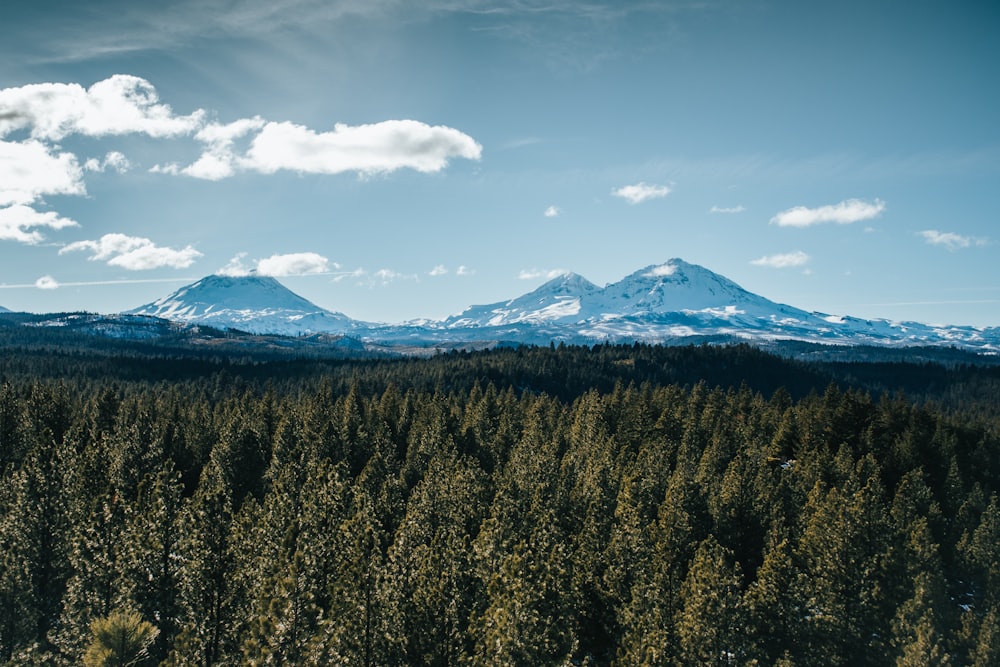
[578,259,813,322]
[441,272,600,327]
[120,263,1000,352]
[127,274,361,335]
[424,259,1000,351]
[0,305,10,313]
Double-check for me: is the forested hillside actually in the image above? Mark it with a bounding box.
[1,343,998,665]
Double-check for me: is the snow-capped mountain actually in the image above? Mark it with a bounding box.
[117,261,1000,352]
[582,260,801,319]
[127,274,362,335]
[410,259,999,351]
[442,272,600,327]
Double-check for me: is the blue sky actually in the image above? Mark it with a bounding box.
[1,0,998,326]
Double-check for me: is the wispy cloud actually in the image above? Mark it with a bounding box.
[59,233,202,270]
[428,264,473,277]
[770,198,885,227]
[917,229,988,251]
[0,276,200,290]
[710,205,745,214]
[330,267,419,285]
[544,205,560,218]
[518,268,567,280]
[612,182,672,205]
[332,268,368,283]
[372,268,419,284]
[751,251,811,269]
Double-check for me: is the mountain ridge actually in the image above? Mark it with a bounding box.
[127,273,363,336]
[116,259,1000,352]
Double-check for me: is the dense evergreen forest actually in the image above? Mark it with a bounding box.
[1,341,999,665]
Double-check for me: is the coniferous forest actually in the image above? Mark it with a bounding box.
[1,340,999,665]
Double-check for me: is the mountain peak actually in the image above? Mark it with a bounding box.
[128,274,359,334]
[528,271,600,296]
[596,258,762,314]
[442,271,599,328]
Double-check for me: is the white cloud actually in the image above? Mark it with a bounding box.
[0,75,205,141]
[218,253,252,277]
[35,275,59,290]
[0,139,85,207]
[612,182,671,205]
[918,229,988,251]
[710,205,745,214]
[333,267,367,283]
[256,252,332,276]
[426,264,473,277]
[235,120,482,177]
[181,153,235,181]
[372,268,419,284]
[195,117,267,146]
[518,268,567,280]
[751,251,811,268]
[149,163,181,175]
[0,205,79,244]
[60,233,202,270]
[770,198,885,227]
[644,264,678,278]
[84,151,131,173]
[217,251,335,276]
[544,205,560,218]
[183,117,267,180]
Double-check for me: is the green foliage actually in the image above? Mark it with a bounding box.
[0,342,997,665]
[82,610,158,667]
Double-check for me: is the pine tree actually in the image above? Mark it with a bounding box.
[795,460,894,666]
[117,463,185,664]
[676,535,744,666]
[81,609,158,667]
[53,492,128,663]
[743,532,803,665]
[381,451,488,665]
[470,513,577,666]
[166,464,236,667]
[615,457,704,666]
[0,435,78,661]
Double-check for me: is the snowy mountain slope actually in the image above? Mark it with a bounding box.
[440,272,600,327]
[127,274,362,335]
[119,262,1000,352]
[372,259,1000,351]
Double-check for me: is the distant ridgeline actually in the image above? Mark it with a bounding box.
[121,260,1000,351]
[0,342,998,664]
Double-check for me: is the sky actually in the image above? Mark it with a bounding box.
[1,0,998,327]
